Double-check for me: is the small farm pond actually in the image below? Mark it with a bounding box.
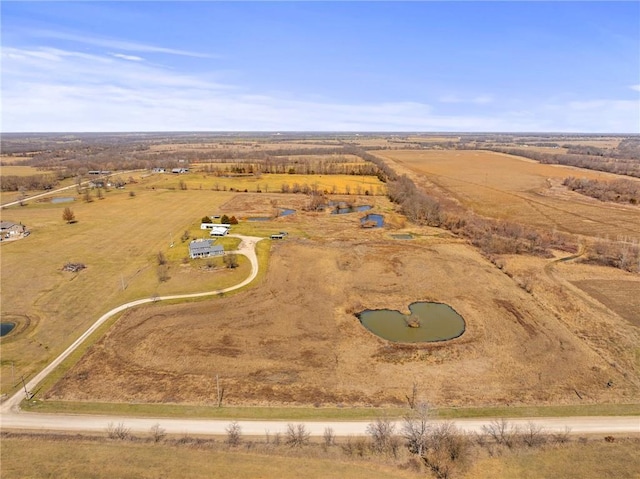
[361,214,384,228]
[279,208,296,217]
[51,197,74,204]
[0,322,16,337]
[358,302,465,343]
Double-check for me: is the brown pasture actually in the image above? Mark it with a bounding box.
[377,149,640,240]
[46,195,640,408]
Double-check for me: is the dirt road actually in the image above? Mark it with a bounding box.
[1,410,638,437]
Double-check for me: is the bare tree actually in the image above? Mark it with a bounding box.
[225,421,242,446]
[422,423,469,479]
[106,422,130,440]
[285,423,310,447]
[150,423,166,443]
[482,418,518,449]
[157,251,167,265]
[323,427,335,447]
[521,421,547,447]
[402,402,431,456]
[367,417,399,456]
[223,253,239,269]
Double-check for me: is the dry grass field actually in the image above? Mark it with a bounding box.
[0,184,252,396]
[142,171,385,197]
[2,434,638,479]
[44,192,639,408]
[2,138,639,421]
[0,165,58,176]
[377,149,640,240]
[0,435,420,479]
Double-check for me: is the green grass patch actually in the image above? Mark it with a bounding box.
[21,399,640,420]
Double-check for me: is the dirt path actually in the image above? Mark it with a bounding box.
[0,234,262,414]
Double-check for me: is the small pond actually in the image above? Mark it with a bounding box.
[358,302,465,343]
[279,208,296,217]
[51,197,74,204]
[0,322,16,337]
[391,234,413,240]
[361,213,384,228]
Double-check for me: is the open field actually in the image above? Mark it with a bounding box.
[1,433,638,479]
[2,134,639,424]
[0,435,419,479]
[142,171,385,196]
[377,149,640,240]
[44,192,640,408]
[0,165,58,176]
[0,183,253,396]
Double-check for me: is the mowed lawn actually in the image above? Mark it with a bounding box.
[379,149,640,240]
[0,186,253,395]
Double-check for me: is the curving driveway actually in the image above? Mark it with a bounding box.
[0,234,262,414]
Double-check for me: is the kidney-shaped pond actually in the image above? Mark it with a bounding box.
[358,302,465,343]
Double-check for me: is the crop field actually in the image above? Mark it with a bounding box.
[377,149,640,240]
[142,172,385,196]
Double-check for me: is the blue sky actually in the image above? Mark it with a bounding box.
[2,1,639,132]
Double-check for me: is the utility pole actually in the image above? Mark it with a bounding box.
[21,375,32,400]
[121,274,126,291]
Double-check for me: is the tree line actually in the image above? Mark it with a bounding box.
[563,176,639,205]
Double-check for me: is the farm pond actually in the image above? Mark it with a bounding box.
[357,302,465,342]
[0,322,16,337]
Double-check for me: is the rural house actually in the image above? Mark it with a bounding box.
[0,221,26,239]
[188,239,224,259]
[171,168,189,174]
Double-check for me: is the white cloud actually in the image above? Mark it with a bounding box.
[630,84,640,92]
[2,45,638,133]
[111,53,144,62]
[28,29,215,58]
[439,94,494,105]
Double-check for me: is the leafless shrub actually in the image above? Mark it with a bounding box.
[521,422,547,447]
[422,423,469,479]
[157,251,167,265]
[323,427,335,447]
[272,431,281,446]
[482,418,518,449]
[367,417,400,457]
[340,436,369,457]
[552,427,572,444]
[106,422,130,440]
[285,423,310,448]
[150,423,166,443]
[225,421,242,447]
